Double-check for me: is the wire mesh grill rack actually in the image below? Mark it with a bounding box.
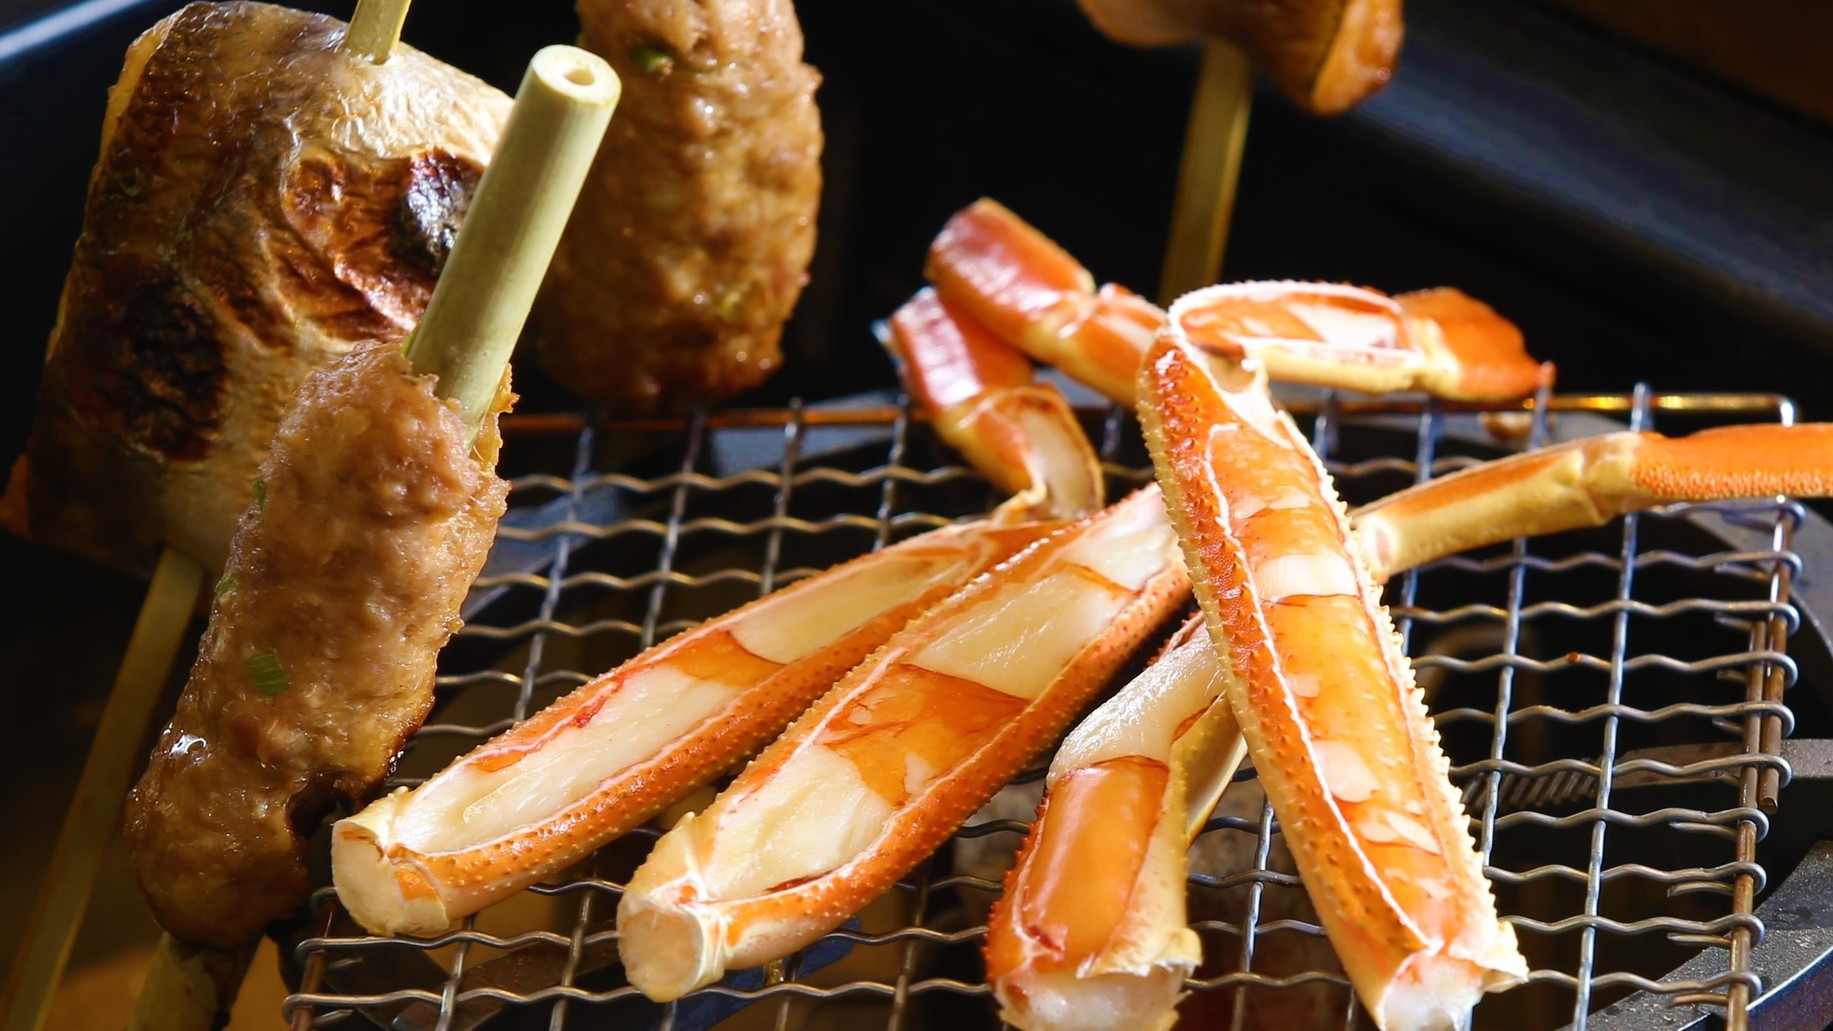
[283,385,1809,1031]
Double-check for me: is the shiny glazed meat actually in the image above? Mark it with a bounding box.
[0,1,509,576]
[532,0,823,412]
[1076,0,1402,115]
[122,341,511,948]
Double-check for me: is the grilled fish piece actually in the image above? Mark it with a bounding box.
[0,0,509,576]
[531,0,823,412]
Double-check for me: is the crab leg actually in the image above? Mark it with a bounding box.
[332,516,1056,936]
[985,614,1243,1031]
[616,485,1191,1001]
[885,286,1104,521]
[1140,293,1526,1031]
[1353,424,1833,583]
[926,198,1546,406]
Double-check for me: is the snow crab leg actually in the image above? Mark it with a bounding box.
[884,286,1104,521]
[616,485,1191,1001]
[984,613,1242,1031]
[985,418,1833,1031]
[332,516,1057,936]
[1140,291,1527,1031]
[926,198,1546,408]
[1353,424,1833,583]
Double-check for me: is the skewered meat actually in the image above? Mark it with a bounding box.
[1075,0,1403,115]
[122,341,512,948]
[531,0,823,412]
[0,0,509,577]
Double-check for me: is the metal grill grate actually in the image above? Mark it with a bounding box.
[283,386,1807,1031]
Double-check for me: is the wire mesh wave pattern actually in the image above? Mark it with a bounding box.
[286,388,1803,1031]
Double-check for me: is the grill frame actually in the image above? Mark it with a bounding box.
[282,386,1817,1031]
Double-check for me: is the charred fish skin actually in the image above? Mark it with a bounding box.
[122,341,511,948]
[533,0,823,412]
[1,1,509,577]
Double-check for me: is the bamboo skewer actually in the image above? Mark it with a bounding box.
[123,44,615,1031]
[2,5,426,1026]
[340,0,411,64]
[407,44,621,432]
[1157,37,1254,305]
[0,549,207,1031]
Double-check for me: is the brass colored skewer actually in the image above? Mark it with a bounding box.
[0,548,207,1031]
[1157,37,1254,306]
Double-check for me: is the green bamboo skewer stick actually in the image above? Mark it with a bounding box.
[407,44,620,431]
[341,0,411,63]
[118,44,619,1031]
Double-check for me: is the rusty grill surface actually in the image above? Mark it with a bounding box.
[284,386,1806,1031]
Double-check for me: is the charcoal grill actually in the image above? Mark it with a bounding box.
[278,384,1833,1031]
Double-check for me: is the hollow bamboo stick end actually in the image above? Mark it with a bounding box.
[406,45,621,433]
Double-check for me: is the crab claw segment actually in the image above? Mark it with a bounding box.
[331,517,1055,937]
[985,615,1244,1031]
[1176,281,1544,402]
[1352,423,1833,583]
[886,288,1104,521]
[925,200,1542,406]
[616,485,1192,1001]
[1140,290,1526,1031]
[925,198,1163,406]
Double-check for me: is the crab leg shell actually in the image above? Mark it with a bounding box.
[925,198,1163,406]
[616,485,1191,1001]
[1353,423,1833,583]
[1140,306,1525,1031]
[1176,281,1545,402]
[985,614,1244,1031]
[886,287,1104,520]
[331,517,1055,937]
[925,200,1544,406]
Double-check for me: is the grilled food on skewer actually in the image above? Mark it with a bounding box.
[123,45,620,948]
[0,0,510,577]
[121,342,515,947]
[533,0,823,412]
[1075,0,1404,115]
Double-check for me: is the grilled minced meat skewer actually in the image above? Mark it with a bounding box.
[532,0,823,412]
[123,46,619,949]
[0,0,509,577]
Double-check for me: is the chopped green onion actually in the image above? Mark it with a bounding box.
[252,477,267,510]
[245,650,288,696]
[628,41,675,74]
[213,574,237,598]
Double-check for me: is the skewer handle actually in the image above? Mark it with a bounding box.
[406,45,621,431]
[0,548,207,1031]
[1157,37,1253,306]
[341,0,412,63]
